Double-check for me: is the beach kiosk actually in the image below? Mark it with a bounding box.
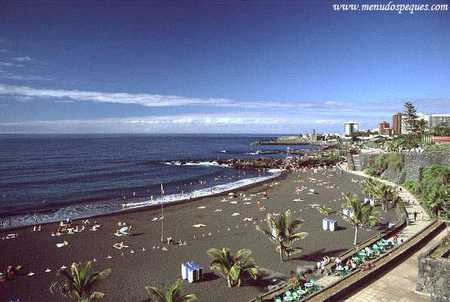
[322,218,337,231]
[181,261,203,283]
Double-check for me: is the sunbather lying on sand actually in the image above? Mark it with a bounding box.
[113,242,129,250]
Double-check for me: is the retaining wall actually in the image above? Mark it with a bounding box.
[417,237,450,302]
[357,151,450,184]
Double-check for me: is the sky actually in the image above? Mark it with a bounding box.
[0,0,449,134]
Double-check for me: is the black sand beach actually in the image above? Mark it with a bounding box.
[0,168,397,302]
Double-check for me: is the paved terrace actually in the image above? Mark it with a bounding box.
[345,228,448,302]
[252,162,445,302]
[309,163,437,301]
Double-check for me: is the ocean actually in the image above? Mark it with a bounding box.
[0,134,316,228]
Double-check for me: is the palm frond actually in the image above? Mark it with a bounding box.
[287,219,303,234]
[89,291,105,300]
[179,293,198,302]
[145,286,166,302]
[166,279,183,302]
[289,231,308,241]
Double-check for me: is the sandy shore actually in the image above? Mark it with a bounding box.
[0,168,397,302]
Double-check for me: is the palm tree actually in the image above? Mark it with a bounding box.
[363,179,396,211]
[145,279,198,302]
[362,178,378,198]
[50,261,111,302]
[256,209,308,262]
[317,205,334,217]
[424,185,448,218]
[342,193,380,246]
[207,247,258,287]
[432,123,450,136]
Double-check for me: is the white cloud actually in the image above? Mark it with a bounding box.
[324,101,346,107]
[0,84,312,109]
[0,114,348,134]
[0,62,15,67]
[13,56,32,62]
[0,113,344,127]
[0,74,52,81]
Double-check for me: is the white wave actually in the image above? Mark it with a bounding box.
[0,168,280,230]
[122,170,281,210]
[164,161,230,168]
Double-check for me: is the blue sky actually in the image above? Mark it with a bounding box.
[0,0,449,133]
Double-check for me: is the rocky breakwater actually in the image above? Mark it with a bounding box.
[226,157,285,169]
[169,156,341,171]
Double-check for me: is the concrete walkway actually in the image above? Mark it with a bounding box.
[339,164,443,302]
[314,164,433,289]
[345,228,448,302]
[347,165,432,237]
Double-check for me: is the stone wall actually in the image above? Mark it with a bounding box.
[401,151,450,182]
[356,151,450,184]
[417,240,450,302]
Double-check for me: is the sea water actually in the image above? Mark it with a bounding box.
[0,134,316,227]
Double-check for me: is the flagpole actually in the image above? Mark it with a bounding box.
[160,184,164,243]
[161,203,164,242]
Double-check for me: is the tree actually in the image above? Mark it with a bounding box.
[420,164,450,218]
[432,124,450,137]
[145,279,198,302]
[341,193,380,246]
[362,178,379,198]
[317,205,334,217]
[207,248,258,287]
[50,261,111,302]
[366,181,396,212]
[424,186,448,218]
[416,119,428,135]
[256,209,308,262]
[403,102,418,133]
[385,136,403,152]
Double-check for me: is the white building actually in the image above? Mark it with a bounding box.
[344,122,359,136]
[427,114,450,128]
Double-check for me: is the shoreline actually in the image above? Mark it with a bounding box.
[0,166,398,302]
[0,169,286,232]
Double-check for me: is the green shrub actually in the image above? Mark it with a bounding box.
[365,153,404,176]
[415,164,450,218]
[424,144,450,153]
[384,153,404,171]
[403,180,419,194]
[364,167,378,176]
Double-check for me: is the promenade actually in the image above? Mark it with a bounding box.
[296,161,438,299]
[339,164,446,302]
[345,229,448,302]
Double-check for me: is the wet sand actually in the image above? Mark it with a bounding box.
[0,168,397,302]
